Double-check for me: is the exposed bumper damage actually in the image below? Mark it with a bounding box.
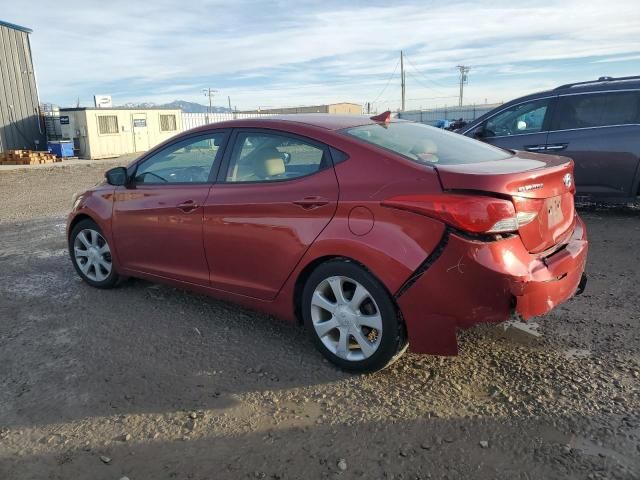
[396,216,589,356]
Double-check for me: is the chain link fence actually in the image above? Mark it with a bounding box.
[181,112,276,131]
[397,103,502,126]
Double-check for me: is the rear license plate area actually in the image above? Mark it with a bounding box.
[546,196,563,227]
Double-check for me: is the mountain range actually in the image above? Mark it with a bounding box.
[118,100,232,113]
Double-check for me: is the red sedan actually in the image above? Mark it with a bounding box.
[67,112,588,372]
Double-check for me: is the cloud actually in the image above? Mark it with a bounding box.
[592,54,640,64]
[5,0,640,109]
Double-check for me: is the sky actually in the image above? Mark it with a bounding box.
[4,0,640,111]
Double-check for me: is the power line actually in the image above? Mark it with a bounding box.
[400,50,406,111]
[406,95,459,101]
[370,59,400,105]
[369,97,400,106]
[373,94,457,105]
[404,70,451,97]
[403,53,456,90]
[402,58,458,107]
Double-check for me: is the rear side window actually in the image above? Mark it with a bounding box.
[343,122,511,165]
[226,132,327,182]
[551,91,640,130]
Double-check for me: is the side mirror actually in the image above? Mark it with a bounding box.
[472,125,486,140]
[105,167,128,186]
[281,152,292,164]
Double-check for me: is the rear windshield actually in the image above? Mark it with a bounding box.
[343,121,512,165]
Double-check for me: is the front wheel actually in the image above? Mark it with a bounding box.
[302,260,407,373]
[69,219,120,288]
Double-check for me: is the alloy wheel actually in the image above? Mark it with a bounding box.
[310,275,383,361]
[73,228,113,282]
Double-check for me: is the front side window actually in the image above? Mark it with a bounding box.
[134,132,226,184]
[484,99,550,137]
[344,121,511,165]
[226,132,326,182]
[551,91,640,130]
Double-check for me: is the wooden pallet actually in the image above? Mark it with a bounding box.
[0,150,62,165]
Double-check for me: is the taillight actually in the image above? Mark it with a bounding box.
[512,196,546,227]
[382,194,537,234]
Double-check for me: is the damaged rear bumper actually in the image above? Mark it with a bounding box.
[396,216,588,356]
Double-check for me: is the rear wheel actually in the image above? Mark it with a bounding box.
[302,260,407,372]
[69,219,120,288]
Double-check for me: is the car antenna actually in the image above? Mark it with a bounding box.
[370,110,392,124]
[370,110,392,128]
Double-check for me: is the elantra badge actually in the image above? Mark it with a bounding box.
[518,183,544,193]
[563,173,572,188]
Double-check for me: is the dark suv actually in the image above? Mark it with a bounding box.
[462,76,640,206]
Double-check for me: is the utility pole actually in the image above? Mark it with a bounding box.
[456,65,470,107]
[202,88,218,123]
[400,50,406,112]
[228,96,235,118]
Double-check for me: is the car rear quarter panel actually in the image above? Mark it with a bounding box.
[324,146,447,292]
[272,140,448,323]
[297,205,446,292]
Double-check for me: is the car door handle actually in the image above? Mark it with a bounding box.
[545,143,568,151]
[177,200,200,213]
[293,196,329,209]
[524,144,547,152]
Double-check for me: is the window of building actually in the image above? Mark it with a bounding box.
[225,132,326,182]
[160,114,177,132]
[97,115,119,134]
[551,91,640,131]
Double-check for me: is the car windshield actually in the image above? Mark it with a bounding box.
[344,121,512,165]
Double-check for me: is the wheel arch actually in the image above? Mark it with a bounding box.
[294,253,409,371]
[67,213,97,239]
[67,212,122,288]
[292,254,404,334]
[67,211,120,269]
[293,255,346,324]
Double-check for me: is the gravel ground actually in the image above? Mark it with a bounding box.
[0,159,638,479]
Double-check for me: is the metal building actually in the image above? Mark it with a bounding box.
[241,103,363,115]
[0,20,44,153]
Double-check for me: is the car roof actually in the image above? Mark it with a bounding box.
[508,78,640,104]
[189,114,401,132]
[552,75,640,92]
[463,75,640,132]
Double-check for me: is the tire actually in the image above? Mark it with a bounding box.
[302,259,407,373]
[69,218,121,289]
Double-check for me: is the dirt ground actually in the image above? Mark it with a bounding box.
[0,159,638,480]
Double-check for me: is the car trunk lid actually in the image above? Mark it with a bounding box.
[435,151,576,253]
